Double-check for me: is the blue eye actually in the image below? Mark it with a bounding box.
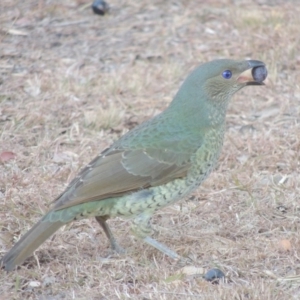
[222,70,232,79]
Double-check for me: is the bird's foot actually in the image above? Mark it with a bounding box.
[95,216,125,254]
[143,236,181,260]
[143,236,195,266]
[111,243,126,255]
[176,254,194,267]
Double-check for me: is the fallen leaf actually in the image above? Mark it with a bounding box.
[7,29,29,36]
[278,239,292,252]
[0,151,16,163]
[177,266,205,276]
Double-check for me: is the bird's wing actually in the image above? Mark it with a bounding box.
[52,146,193,211]
[51,108,205,211]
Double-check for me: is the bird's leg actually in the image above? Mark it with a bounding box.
[95,216,125,254]
[131,213,181,260]
[143,236,181,260]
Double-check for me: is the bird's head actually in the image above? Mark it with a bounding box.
[169,59,267,127]
[200,59,267,102]
[171,59,267,109]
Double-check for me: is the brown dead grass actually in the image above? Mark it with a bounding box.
[0,0,300,299]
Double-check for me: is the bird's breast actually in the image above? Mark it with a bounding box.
[186,128,225,188]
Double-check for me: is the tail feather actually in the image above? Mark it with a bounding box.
[1,217,64,271]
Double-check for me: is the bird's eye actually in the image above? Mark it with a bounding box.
[222,70,232,79]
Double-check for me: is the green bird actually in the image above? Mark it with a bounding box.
[1,59,267,271]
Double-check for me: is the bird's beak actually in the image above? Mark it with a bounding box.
[237,60,268,86]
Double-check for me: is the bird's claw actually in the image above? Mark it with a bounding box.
[176,255,194,267]
[111,244,126,255]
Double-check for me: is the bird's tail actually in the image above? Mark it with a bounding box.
[1,216,64,271]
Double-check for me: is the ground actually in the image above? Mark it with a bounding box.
[0,0,300,299]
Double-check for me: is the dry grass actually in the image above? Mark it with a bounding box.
[1,0,300,299]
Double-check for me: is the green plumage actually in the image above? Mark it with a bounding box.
[1,59,267,271]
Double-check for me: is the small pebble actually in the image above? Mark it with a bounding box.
[92,0,109,15]
[204,268,225,283]
[252,66,268,83]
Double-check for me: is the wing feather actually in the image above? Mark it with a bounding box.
[52,147,191,211]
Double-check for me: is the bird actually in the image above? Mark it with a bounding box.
[1,59,267,271]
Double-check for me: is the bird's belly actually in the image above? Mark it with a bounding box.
[66,178,195,222]
[97,179,193,218]
[79,166,216,221]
